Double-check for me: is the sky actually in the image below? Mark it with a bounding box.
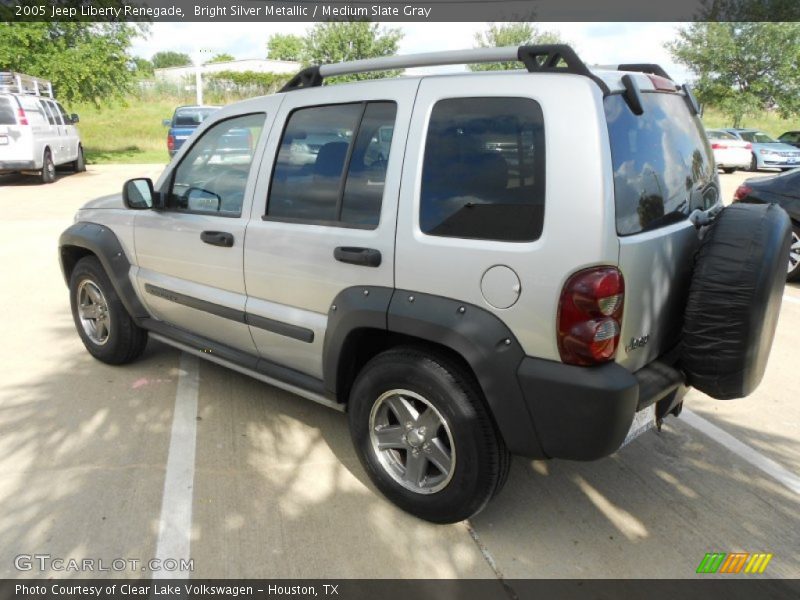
[131,22,692,83]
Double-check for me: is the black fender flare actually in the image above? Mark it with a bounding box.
[322,286,545,457]
[59,222,149,320]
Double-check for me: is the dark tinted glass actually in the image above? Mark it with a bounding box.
[605,92,718,236]
[269,103,362,222]
[0,97,15,124]
[420,97,545,242]
[341,102,397,227]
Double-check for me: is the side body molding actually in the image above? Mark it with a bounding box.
[322,286,546,457]
[58,222,149,320]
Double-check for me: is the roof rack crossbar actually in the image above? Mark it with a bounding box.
[0,71,54,98]
[616,63,673,82]
[279,45,609,94]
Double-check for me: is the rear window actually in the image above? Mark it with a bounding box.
[605,92,718,236]
[173,107,216,127]
[706,130,736,140]
[0,97,15,124]
[420,97,546,242]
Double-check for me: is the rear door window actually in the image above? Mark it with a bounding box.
[419,97,546,242]
[0,97,15,124]
[605,92,718,236]
[267,101,398,228]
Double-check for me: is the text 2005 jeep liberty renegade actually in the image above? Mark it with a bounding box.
[59,46,791,523]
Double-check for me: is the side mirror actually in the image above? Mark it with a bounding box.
[123,178,155,210]
[70,113,79,124]
[162,118,172,127]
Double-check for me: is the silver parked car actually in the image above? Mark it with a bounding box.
[0,72,85,183]
[723,128,800,171]
[58,46,790,523]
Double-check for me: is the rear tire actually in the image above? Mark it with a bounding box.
[73,145,86,172]
[749,154,758,172]
[348,347,509,523]
[788,225,800,282]
[722,167,736,174]
[41,149,55,184]
[69,256,148,365]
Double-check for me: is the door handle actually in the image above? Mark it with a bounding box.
[201,231,234,247]
[334,246,382,267]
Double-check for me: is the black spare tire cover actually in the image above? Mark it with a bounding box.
[682,203,791,400]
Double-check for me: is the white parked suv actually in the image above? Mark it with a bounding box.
[58,46,791,523]
[0,72,85,183]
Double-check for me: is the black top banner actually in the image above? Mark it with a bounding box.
[2,0,800,22]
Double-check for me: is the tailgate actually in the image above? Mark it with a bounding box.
[616,223,697,370]
[603,91,719,371]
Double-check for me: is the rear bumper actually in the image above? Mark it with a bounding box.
[517,356,686,460]
[0,160,37,171]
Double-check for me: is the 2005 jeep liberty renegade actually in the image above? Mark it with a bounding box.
[59,46,791,523]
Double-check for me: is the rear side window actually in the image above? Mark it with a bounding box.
[0,97,15,124]
[605,93,717,236]
[267,101,397,228]
[420,97,546,242]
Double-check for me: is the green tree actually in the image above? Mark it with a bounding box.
[302,22,403,82]
[207,53,235,64]
[667,22,800,127]
[151,51,192,69]
[469,23,565,71]
[267,33,304,61]
[132,57,154,78]
[0,22,141,105]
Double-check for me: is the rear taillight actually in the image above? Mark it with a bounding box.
[710,143,727,150]
[557,267,625,366]
[745,143,752,150]
[733,185,751,202]
[17,108,28,125]
[167,134,175,152]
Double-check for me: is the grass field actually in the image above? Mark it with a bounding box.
[71,97,800,165]
[73,97,177,165]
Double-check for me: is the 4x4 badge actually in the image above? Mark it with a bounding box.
[625,335,650,353]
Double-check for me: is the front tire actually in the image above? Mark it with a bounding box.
[348,347,509,523]
[69,256,148,364]
[73,145,86,172]
[41,149,55,184]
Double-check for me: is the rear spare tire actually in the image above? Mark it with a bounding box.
[681,203,791,399]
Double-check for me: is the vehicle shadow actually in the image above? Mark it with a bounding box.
[2,325,797,579]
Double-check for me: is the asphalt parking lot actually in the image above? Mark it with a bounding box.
[0,165,798,580]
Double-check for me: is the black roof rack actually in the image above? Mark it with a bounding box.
[279,45,609,95]
[617,63,674,82]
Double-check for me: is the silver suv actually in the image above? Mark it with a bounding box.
[59,46,791,523]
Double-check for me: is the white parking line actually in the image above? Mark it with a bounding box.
[783,294,800,305]
[681,409,800,496]
[153,353,199,579]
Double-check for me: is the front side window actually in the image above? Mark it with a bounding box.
[267,101,397,228]
[41,100,58,125]
[56,102,71,124]
[167,113,264,216]
[420,97,546,242]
